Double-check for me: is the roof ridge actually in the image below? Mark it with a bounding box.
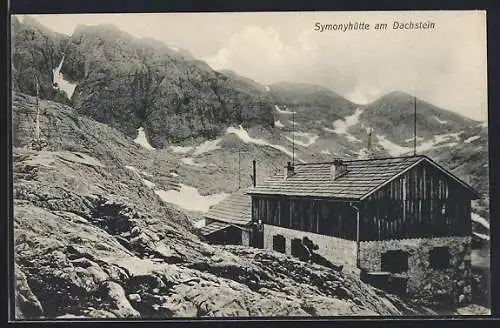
[294,155,426,166]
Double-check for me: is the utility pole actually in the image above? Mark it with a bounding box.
[238,146,241,189]
[292,110,295,166]
[413,93,417,156]
[35,75,40,141]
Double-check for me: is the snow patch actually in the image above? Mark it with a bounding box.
[52,56,78,99]
[193,139,221,156]
[378,132,464,156]
[415,132,463,152]
[170,139,221,156]
[181,157,205,167]
[155,184,229,212]
[404,136,425,143]
[376,135,412,156]
[332,108,363,134]
[141,179,156,189]
[323,127,360,143]
[134,127,155,150]
[464,135,481,143]
[473,232,490,241]
[169,172,179,177]
[284,132,319,147]
[472,213,489,230]
[168,46,180,52]
[478,121,488,128]
[275,120,285,128]
[265,86,270,92]
[320,149,331,155]
[433,116,448,124]
[226,125,303,162]
[275,105,296,114]
[125,166,156,188]
[324,108,364,142]
[170,145,194,154]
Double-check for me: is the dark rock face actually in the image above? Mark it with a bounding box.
[12,19,275,148]
[11,16,70,104]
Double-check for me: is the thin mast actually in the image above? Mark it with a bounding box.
[35,75,40,140]
[238,146,241,189]
[367,127,373,159]
[413,92,417,156]
[292,110,295,166]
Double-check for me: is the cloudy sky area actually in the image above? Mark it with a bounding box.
[17,11,487,121]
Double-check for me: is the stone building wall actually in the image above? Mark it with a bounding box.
[359,236,472,305]
[241,228,250,246]
[262,224,358,269]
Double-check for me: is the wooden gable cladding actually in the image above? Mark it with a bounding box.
[253,196,357,241]
[360,160,472,240]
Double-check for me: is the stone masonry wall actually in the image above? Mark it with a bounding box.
[359,236,472,306]
[241,229,250,247]
[263,224,357,269]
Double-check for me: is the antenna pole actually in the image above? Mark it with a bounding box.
[292,110,295,166]
[367,127,373,159]
[35,75,40,140]
[413,92,417,156]
[238,146,241,189]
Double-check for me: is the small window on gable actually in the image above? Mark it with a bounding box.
[429,247,450,269]
[273,235,286,253]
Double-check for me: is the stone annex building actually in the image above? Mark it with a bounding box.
[201,155,479,305]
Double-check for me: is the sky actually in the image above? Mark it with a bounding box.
[16,11,487,121]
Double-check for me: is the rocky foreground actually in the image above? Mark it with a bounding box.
[12,92,438,319]
[14,147,429,319]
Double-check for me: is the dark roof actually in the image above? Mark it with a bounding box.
[204,191,252,226]
[199,221,236,236]
[247,155,480,200]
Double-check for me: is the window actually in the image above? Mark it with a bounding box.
[273,235,286,253]
[270,200,279,226]
[280,199,290,228]
[291,202,301,229]
[291,238,303,257]
[381,250,409,273]
[429,247,450,269]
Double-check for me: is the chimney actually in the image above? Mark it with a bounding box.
[252,160,256,187]
[284,161,295,180]
[330,158,347,180]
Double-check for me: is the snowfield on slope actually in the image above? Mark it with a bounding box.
[134,127,155,150]
[472,212,490,230]
[377,132,464,156]
[180,157,205,167]
[274,105,296,114]
[433,116,448,124]
[226,125,304,162]
[155,184,229,212]
[284,132,319,147]
[169,139,222,156]
[52,56,78,99]
[324,108,364,143]
[464,135,481,144]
